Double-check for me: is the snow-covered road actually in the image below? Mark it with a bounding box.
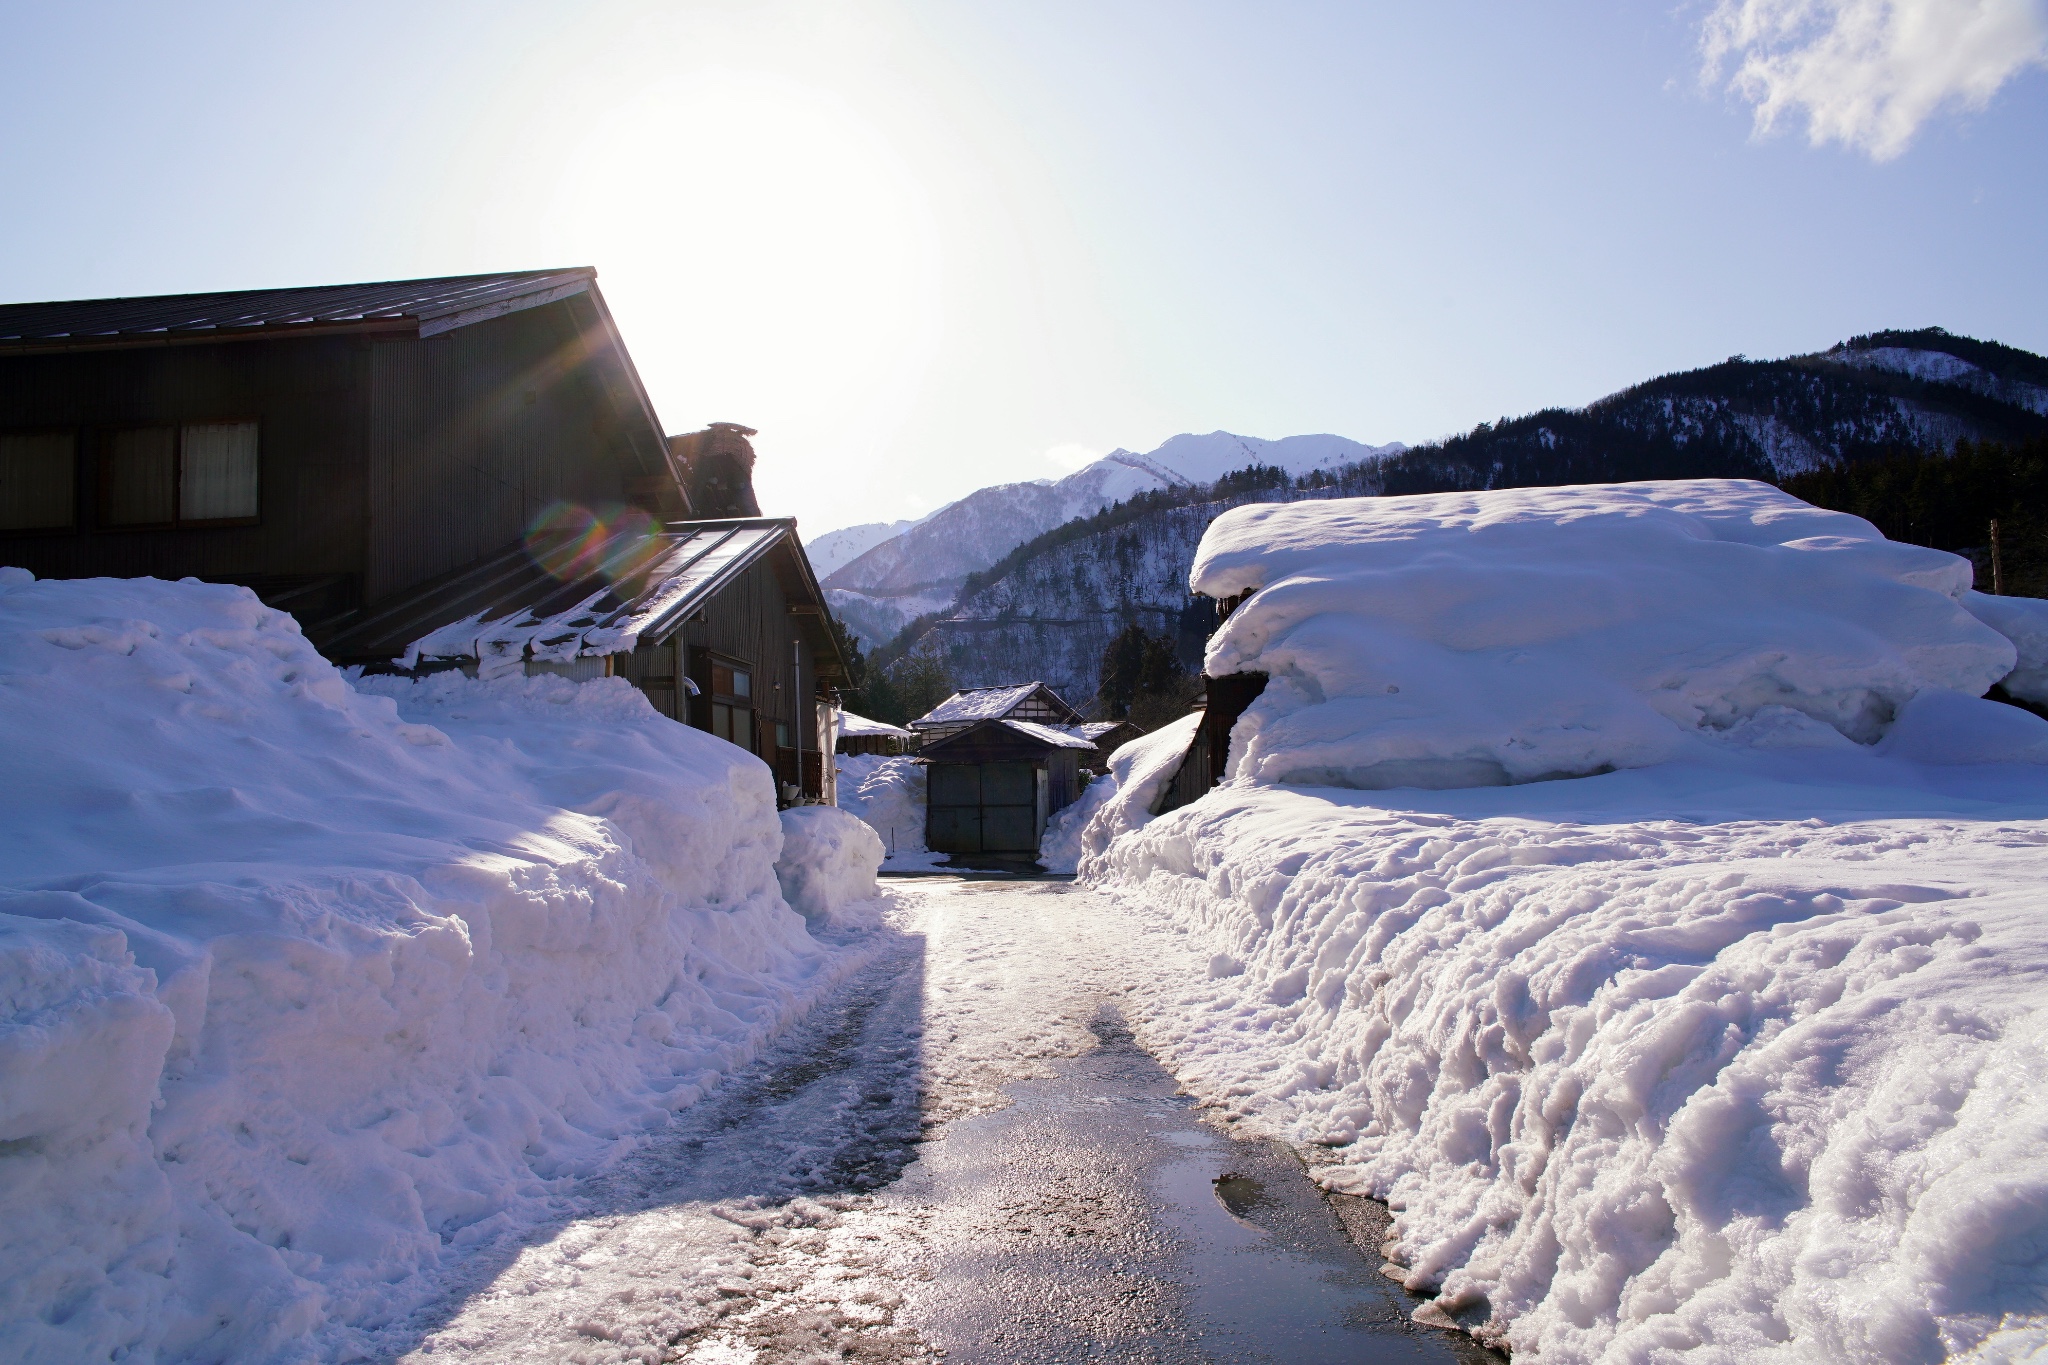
[381,876,1489,1364]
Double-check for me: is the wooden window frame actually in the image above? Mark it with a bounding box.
[706,651,757,755]
[0,426,82,534]
[94,418,262,531]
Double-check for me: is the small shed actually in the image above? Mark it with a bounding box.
[1059,719,1144,773]
[918,718,1095,860]
[909,681,1082,744]
[838,710,914,755]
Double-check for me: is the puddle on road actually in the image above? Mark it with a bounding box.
[896,1007,1500,1365]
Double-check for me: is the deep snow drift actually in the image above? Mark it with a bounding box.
[1082,482,2048,1361]
[0,571,866,1363]
[835,753,944,870]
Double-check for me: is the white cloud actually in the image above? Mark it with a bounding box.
[1701,0,2048,159]
[1042,442,1104,471]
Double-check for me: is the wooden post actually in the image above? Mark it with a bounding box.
[1992,518,2005,595]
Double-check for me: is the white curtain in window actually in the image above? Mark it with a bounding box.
[180,422,259,521]
[0,431,76,530]
[105,427,175,526]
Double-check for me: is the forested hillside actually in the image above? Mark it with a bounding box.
[848,328,2048,722]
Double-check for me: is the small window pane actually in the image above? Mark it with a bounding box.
[732,707,752,751]
[731,668,751,699]
[0,431,76,530]
[180,422,258,520]
[776,721,791,750]
[713,703,732,741]
[104,428,175,526]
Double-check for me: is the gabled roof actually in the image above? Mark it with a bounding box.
[917,717,1098,756]
[318,517,846,680]
[910,681,1081,730]
[0,268,597,349]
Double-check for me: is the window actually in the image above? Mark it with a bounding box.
[775,721,791,751]
[708,658,755,753]
[101,421,258,527]
[0,431,77,530]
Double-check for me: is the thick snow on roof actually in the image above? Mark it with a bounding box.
[836,709,913,739]
[910,682,1046,729]
[1062,721,1132,742]
[1194,479,2025,789]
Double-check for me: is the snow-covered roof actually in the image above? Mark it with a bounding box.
[837,710,912,739]
[999,719,1099,750]
[911,682,1041,727]
[910,681,1081,730]
[918,717,1099,753]
[324,518,810,674]
[1061,721,1133,742]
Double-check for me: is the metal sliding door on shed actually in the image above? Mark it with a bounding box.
[925,761,1040,855]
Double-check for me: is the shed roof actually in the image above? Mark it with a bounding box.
[0,268,597,349]
[318,517,844,679]
[916,717,1099,758]
[910,681,1080,730]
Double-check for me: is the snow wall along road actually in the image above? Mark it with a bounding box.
[1080,480,2048,1363]
[0,570,876,1363]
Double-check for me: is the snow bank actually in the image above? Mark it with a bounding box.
[1098,767,2048,1362]
[1065,714,1201,878]
[835,753,941,869]
[1080,482,2048,1360]
[1194,481,2018,788]
[1966,590,2048,705]
[0,572,852,1362]
[775,806,885,928]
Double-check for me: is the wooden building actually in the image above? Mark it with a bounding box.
[0,269,684,631]
[1062,719,1143,773]
[909,681,1082,744]
[918,718,1095,861]
[1152,675,1268,814]
[0,270,848,802]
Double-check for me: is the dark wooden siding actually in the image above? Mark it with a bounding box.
[363,302,647,601]
[0,296,659,621]
[0,334,370,589]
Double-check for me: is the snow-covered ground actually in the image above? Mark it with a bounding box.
[0,571,878,1362]
[835,754,947,871]
[1074,480,2048,1361]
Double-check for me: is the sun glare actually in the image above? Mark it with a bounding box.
[547,71,943,488]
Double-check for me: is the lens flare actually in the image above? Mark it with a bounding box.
[525,501,665,588]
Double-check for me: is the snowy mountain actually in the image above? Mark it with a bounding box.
[803,519,916,580]
[877,327,2048,714]
[821,433,1404,647]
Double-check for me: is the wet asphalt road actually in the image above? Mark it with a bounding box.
[892,1000,1498,1365]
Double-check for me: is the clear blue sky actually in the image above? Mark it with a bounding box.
[2,1,2043,535]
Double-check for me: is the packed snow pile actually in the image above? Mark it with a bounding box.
[1193,480,2025,789]
[0,571,858,1363]
[1081,480,2048,1360]
[835,753,938,868]
[775,806,885,928]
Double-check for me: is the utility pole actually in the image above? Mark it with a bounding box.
[1992,518,2006,595]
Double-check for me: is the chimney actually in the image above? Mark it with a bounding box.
[669,423,763,519]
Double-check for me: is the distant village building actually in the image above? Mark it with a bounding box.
[1062,719,1142,773]
[836,710,914,755]
[910,682,1096,862]
[0,269,847,803]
